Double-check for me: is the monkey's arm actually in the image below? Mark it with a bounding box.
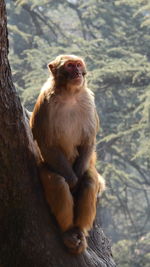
[40,146,78,189]
[73,110,99,178]
[73,144,94,179]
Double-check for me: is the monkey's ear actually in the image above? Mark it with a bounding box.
[48,61,57,75]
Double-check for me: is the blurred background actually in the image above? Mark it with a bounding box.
[6,0,150,266]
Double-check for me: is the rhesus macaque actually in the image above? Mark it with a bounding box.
[30,55,105,254]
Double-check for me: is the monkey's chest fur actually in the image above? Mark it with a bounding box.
[48,91,97,162]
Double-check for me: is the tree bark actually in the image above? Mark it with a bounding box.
[0,1,116,266]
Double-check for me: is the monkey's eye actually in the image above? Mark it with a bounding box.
[66,63,74,68]
[77,62,82,68]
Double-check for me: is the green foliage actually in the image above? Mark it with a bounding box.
[7,0,150,265]
[112,233,150,267]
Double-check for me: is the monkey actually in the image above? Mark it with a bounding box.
[30,54,105,254]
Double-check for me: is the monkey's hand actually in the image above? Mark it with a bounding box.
[40,146,78,189]
[65,172,78,189]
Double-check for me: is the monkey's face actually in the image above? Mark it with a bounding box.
[48,55,87,90]
[63,60,86,86]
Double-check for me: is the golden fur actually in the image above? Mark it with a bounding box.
[30,55,105,254]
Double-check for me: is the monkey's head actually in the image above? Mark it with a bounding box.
[48,55,87,92]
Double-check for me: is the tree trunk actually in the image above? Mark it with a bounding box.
[0,1,116,266]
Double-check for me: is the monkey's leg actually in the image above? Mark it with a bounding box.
[74,167,105,235]
[40,167,74,232]
[40,166,87,254]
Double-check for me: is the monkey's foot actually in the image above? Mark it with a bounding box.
[62,227,87,254]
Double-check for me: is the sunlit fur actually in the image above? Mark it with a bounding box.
[30,55,105,254]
